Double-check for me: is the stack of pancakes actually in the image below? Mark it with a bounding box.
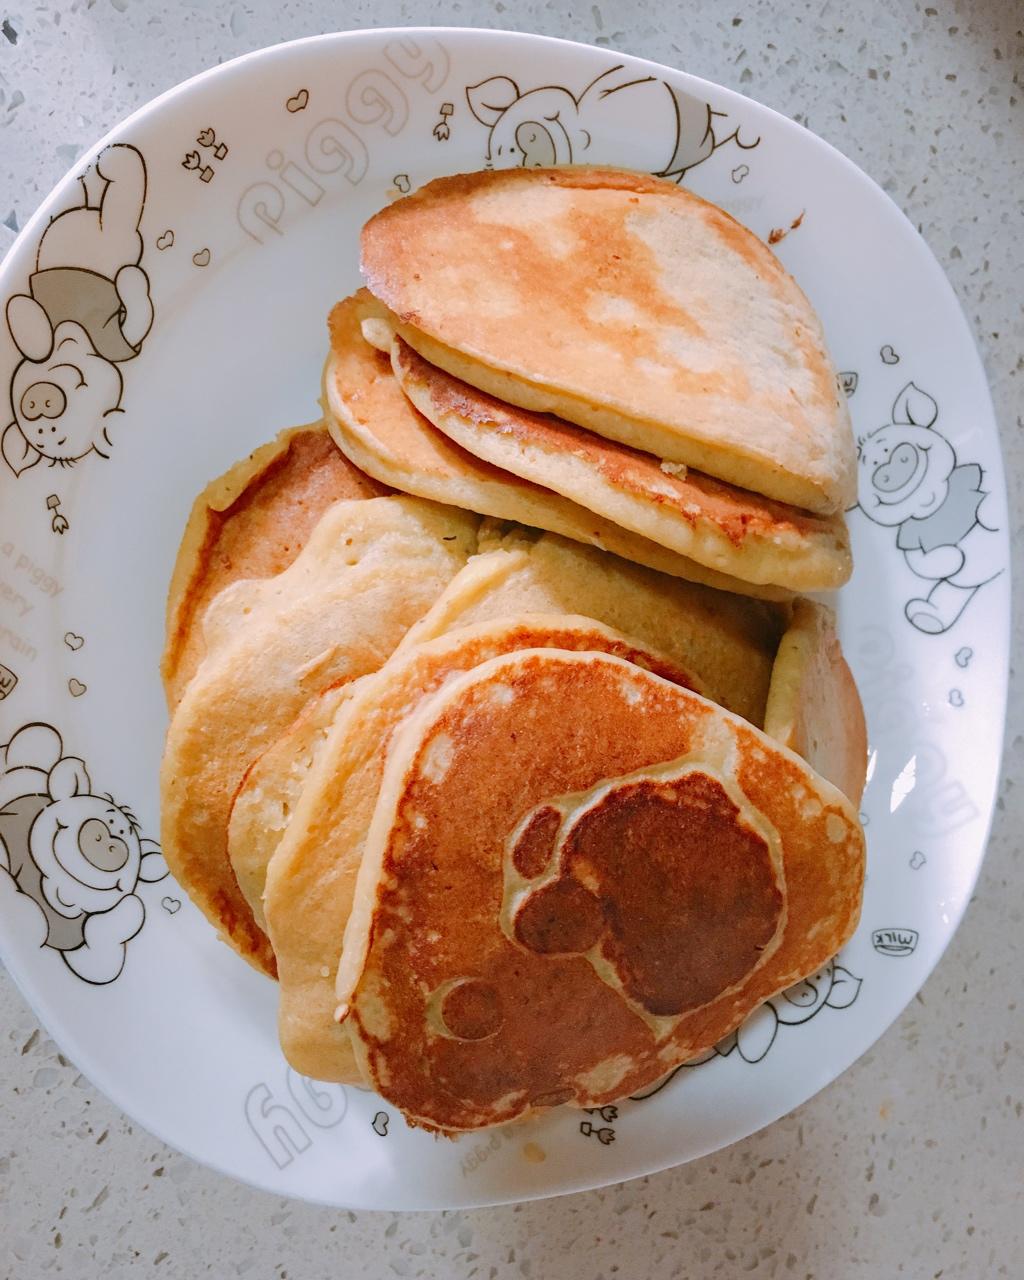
[161,166,867,1134]
[336,166,857,598]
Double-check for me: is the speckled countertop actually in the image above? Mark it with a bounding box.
[1,2,1021,1276]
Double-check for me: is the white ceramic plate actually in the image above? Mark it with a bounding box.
[0,28,1009,1210]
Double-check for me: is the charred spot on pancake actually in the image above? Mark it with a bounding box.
[510,805,562,879]
[513,879,605,955]
[561,770,782,1016]
[440,979,504,1041]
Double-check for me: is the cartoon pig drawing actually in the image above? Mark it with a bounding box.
[0,723,166,984]
[466,64,759,181]
[630,959,863,1097]
[2,143,153,478]
[857,382,1001,634]
[719,960,862,1064]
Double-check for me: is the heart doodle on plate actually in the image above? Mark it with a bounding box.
[371,1111,389,1137]
[156,229,174,250]
[192,248,211,267]
[67,678,87,697]
[880,344,900,364]
[955,646,973,668]
[64,632,84,651]
[286,88,309,113]
[161,897,182,915]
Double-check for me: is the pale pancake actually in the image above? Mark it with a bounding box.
[391,334,852,592]
[764,599,868,804]
[160,497,478,975]
[227,682,353,933]
[264,614,707,1084]
[162,421,387,708]
[361,167,856,514]
[338,648,865,1131]
[396,536,786,728]
[223,527,521,938]
[323,292,791,601]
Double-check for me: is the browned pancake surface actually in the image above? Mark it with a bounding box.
[522,770,784,1016]
[163,423,388,707]
[343,649,865,1130]
[361,167,855,513]
[324,293,794,599]
[393,336,851,592]
[265,612,706,1083]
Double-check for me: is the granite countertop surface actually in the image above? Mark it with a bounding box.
[0,1,1020,1276]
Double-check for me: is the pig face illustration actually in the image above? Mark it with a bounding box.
[2,143,152,479]
[858,421,957,529]
[773,964,843,1021]
[466,65,759,182]
[7,316,123,468]
[724,960,862,1062]
[28,765,161,920]
[472,80,593,168]
[0,723,166,984]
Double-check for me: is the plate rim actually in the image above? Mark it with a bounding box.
[0,23,1012,1210]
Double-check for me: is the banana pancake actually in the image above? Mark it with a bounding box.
[764,599,868,803]
[160,496,478,975]
[163,421,387,708]
[360,167,856,514]
[390,332,851,593]
[323,292,791,601]
[338,648,865,1131]
[263,613,707,1083]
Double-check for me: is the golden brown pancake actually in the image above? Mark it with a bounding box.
[764,599,868,803]
[232,523,785,1008]
[264,613,707,1084]
[360,167,856,514]
[160,496,478,975]
[162,421,387,708]
[395,536,786,728]
[338,648,865,1131]
[323,292,792,601]
[391,334,852,593]
[227,682,353,933]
